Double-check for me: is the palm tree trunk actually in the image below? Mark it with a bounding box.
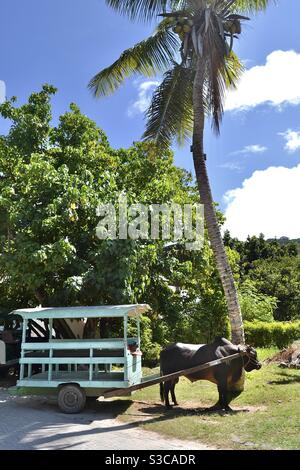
[192,57,245,345]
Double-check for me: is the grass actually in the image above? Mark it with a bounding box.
[116,348,300,450]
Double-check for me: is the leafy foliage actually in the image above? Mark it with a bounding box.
[92,1,270,146]
[224,231,298,274]
[105,1,270,23]
[105,0,187,22]
[248,257,300,321]
[89,23,179,97]
[143,63,195,147]
[0,87,186,310]
[0,86,231,361]
[224,231,300,322]
[245,320,300,349]
[239,279,277,323]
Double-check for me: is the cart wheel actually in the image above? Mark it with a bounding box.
[58,384,86,414]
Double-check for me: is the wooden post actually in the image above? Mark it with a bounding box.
[137,318,141,349]
[89,348,93,381]
[48,348,53,382]
[124,315,128,382]
[20,319,27,380]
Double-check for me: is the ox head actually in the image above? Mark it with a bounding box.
[241,345,262,372]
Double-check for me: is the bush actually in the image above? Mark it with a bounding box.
[245,320,300,349]
[239,279,277,323]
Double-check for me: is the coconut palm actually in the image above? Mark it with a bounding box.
[89,0,270,344]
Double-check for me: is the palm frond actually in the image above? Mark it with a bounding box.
[89,26,179,97]
[105,0,188,22]
[194,9,227,134]
[101,0,268,145]
[210,52,243,133]
[194,9,244,134]
[222,50,244,88]
[229,0,272,13]
[143,63,195,147]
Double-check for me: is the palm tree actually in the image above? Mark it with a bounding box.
[89,0,270,345]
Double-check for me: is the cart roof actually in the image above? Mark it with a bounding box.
[10,304,150,320]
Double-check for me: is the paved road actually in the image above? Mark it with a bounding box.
[0,389,209,450]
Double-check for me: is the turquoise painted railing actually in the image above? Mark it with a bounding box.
[18,337,141,389]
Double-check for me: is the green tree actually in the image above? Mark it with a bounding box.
[224,231,298,275]
[0,87,117,312]
[0,88,190,327]
[238,279,277,323]
[0,86,234,354]
[248,257,300,321]
[90,0,271,344]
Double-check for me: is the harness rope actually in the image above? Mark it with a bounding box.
[239,347,260,369]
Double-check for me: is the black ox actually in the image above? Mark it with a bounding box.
[160,337,261,411]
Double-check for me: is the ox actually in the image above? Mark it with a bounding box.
[160,337,261,411]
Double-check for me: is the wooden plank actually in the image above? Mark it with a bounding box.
[21,339,125,350]
[103,352,245,398]
[17,379,128,389]
[20,357,125,365]
[16,369,127,389]
[13,305,150,320]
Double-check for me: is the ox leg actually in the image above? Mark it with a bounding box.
[217,385,232,412]
[170,381,178,406]
[208,386,225,411]
[218,385,227,410]
[164,382,172,409]
[210,369,232,412]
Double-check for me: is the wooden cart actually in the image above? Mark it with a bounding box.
[11,304,245,413]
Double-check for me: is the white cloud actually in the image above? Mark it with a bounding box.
[223,164,300,240]
[220,145,267,173]
[280,129,300,153]
[219,162,243,171]
[225,50,300,111]
[0,80,6,103]
[128,80,160,117]
[231,144,267,156]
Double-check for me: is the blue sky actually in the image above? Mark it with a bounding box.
[1,0,300,239]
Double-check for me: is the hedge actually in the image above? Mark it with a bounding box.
[245,320,300,349]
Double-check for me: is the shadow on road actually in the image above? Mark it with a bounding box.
[0,388,223,449]
[0,390,134,449]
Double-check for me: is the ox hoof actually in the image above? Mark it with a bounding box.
[224,406,233,413]
[207,403,223,412]
[173,402,179,407]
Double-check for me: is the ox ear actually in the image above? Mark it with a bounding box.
[216,343,240,359]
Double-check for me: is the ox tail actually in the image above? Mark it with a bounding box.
[160,382,165,403]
